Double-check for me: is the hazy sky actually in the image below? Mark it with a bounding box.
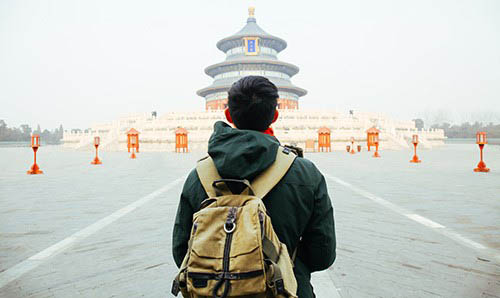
[1,0,499,130]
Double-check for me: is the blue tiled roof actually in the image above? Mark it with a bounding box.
[216,16,287,53]
[233,17,269,36]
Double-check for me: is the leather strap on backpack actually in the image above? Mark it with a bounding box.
[196,156,223,197]
[252,146,296,199]
[196,146,296,199]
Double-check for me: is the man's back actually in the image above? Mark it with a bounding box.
[172,121,336,298]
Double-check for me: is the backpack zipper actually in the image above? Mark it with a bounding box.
[223,207,237,273]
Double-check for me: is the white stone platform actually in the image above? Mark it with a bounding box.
[62,110,446,152]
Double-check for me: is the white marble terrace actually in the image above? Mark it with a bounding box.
[62,110,445,152]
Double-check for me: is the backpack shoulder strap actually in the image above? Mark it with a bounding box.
[252,146,297,199]
[196,156,222,198]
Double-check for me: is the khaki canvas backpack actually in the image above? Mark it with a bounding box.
[172,146,298,298]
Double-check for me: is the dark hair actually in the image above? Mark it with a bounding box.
[227,76,279,131]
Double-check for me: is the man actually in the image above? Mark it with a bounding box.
[172,76,336,298]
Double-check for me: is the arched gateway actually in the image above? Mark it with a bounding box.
[197,7,307,111]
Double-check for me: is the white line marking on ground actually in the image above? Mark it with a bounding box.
[0,178,183,289]
[324,173,500,263]
[405,214,445,229]
[441,230,487,250]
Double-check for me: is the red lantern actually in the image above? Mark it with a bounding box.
[32,135,40,147]
[126,128,140,159]
[91,136,102,165]
[474,132,489,172]
[372,132,381,158]
[349,137,356,154]
[130,135,138,159]
[27,134,43,174]
[476,131,487,145]
[410,134,421,163]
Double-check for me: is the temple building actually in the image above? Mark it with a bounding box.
[62,8,445,152]
[198,8,306,110]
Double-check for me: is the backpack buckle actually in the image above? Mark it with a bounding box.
[171,279,180,296]
[275,279,285,294]
[224,221,236,233]
[224,207,237,233]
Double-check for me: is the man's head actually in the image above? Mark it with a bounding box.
[225,76,279,131]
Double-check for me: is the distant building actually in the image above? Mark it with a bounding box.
[197,7,306,110]
[63,8,445,152]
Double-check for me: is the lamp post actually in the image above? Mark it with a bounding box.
[350,137,356,154]
[373,133,381,158]
[130,135,137,159]
[474,132,490,172]
[27,134,43,174]
[410,134,421,163]
[91,136,102,165]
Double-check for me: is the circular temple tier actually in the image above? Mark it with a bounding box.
[197,7,307,110]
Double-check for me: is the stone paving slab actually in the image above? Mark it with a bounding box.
[0,148,202,271]
[1,144,499,297]
[308,144,500,250]
[321,182,499,298]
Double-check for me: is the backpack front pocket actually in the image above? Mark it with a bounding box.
[188,204,267,296]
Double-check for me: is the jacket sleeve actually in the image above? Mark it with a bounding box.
[172,170,200,268]
[298,174,336,272]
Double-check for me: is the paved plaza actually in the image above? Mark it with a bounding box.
[0,143,499,297]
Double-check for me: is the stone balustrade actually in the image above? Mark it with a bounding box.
[63,110,445,152]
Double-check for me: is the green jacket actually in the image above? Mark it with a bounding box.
[172,121,336,298]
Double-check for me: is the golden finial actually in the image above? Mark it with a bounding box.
[248,7,255,17]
